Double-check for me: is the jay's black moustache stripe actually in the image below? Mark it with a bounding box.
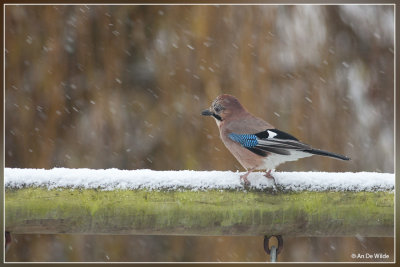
[212,113,223,121]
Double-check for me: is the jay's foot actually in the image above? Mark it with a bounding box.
[240,171,251,186]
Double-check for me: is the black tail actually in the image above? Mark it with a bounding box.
[303,148,350,161]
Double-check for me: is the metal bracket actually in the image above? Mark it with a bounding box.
[264,235,283,262]
[5,231,11,253]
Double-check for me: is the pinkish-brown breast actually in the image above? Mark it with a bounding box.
[219,127,265,170]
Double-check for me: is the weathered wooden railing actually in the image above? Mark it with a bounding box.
[5,168,394,237]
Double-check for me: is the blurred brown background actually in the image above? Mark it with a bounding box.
[5,5,394,262]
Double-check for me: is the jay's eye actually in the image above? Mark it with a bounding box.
[214,106,222,113]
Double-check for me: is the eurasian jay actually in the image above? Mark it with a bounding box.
[201,94,350,185]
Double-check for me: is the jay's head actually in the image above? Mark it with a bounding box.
[201,94,245,123]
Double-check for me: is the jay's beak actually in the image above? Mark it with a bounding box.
[201,109,213,116]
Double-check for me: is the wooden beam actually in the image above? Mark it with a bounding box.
[5,187,394,237]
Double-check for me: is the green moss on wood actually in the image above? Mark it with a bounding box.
[5,188,394,236]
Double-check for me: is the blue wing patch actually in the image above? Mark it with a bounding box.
[228,133,259,148]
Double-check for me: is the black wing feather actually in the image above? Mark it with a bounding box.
[255,129,299,141]
[247,147,268,157]
[245,129,308,156]
[248,146,291,156]
[244,129,349,161]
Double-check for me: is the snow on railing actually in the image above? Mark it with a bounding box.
[4,168,394,191]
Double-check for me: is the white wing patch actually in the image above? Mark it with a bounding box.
[267,130,277,138]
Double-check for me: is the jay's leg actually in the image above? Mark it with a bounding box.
[264,170,276,185]
[240,169,253,186]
